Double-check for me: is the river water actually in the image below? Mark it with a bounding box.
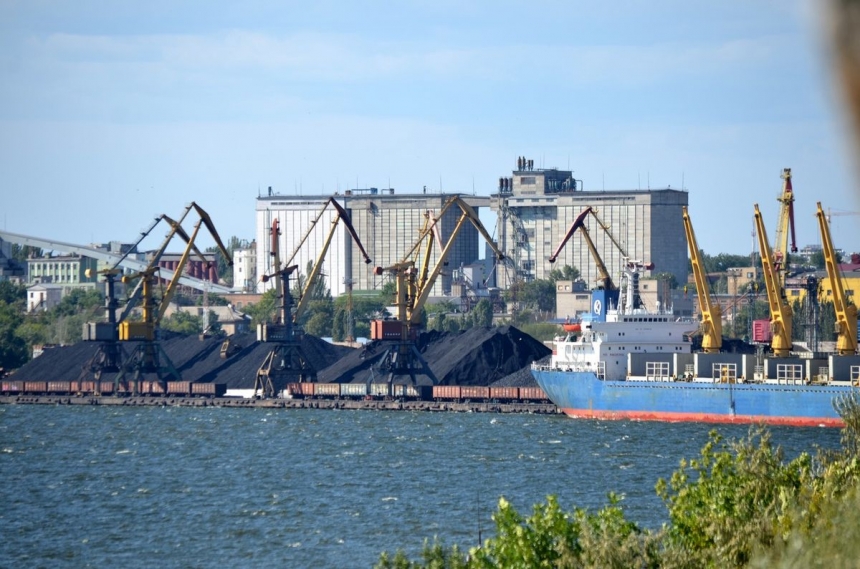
[0,405,842,568]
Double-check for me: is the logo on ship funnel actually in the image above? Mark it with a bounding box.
[593,299,602,315]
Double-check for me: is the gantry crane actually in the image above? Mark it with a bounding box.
[816,202,857,355]
[116,204,231,389]
[682,207,722,353]
[773,168,798,289]
[753,203,793,357]
[372,196,505,386]
[254,198,371,398]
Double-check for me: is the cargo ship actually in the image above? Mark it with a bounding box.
[532,267,857,427]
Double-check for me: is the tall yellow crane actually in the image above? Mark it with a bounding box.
[372,196,505,385]
[753,204,793,357]
[816,202,858,355]
[773,168,798,289]
[117,203,231,388]
[254,198,371,398]
[682,207,722,353]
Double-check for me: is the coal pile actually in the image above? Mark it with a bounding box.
[11,332,354,389]
[490,355,550,388]
[317,325,551,386]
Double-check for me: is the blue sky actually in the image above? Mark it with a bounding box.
[2,0,859,257]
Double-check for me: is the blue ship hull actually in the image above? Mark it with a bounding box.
[532,368,855,427]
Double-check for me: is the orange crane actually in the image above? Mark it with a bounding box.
[254,198,371,398]
[754,203,793,357]
[372,196,504,385]
[773,168,798,289]
[816,202,857,355]
[682,207,722,353]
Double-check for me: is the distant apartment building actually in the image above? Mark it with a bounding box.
[26,254,99,286]
[490,157,689,289]
[232,241,257,292]
[255,187,490,297]
[27,283,63,312]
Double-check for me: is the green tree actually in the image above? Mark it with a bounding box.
[0,301,29,370]
[303,299,335,337]
[161,310,201,335]
[241,288,279,325]
[473,299,493,327]
[548,264,580,283]
[0,281,26,307]
[519,278,556,313]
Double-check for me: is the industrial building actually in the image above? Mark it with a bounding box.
[255,187,491,297]
[490,157,689,289]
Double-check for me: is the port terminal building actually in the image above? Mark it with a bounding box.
[255,187,491,298]
[489,157,689,290]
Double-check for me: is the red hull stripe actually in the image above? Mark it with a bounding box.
[560,408,844,428]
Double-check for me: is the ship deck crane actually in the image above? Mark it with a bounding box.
[753,203,793,357]
[372,196,504,386]
[682,207,722,353]
[816,202,858,355]
[773,168,798,289]
[254,198,371,398]
[116,204,231,389]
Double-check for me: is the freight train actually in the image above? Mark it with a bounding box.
[0,380,227,398]
[1,379,550,404]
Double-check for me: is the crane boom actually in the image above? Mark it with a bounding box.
[549,207,614,290]
[773,168,798,289]
[816,202,858,355]
[682,207,722,353]
[753,204,793,357]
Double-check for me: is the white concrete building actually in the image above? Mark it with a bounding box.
[255,187,491,297]
[27,283,63,312]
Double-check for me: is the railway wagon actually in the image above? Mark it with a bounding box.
[1,380,23,393]
[433,385,462,400]
[24,381,47,394]
[392,384,432,400]
[191,383,227,397]
[340,383,368,398]
[47,381,71,394]
[167,381,192,396]
[314,383,340,398]
[460,386,490,401]
[285,383,315,398]
[489,387,519,401]
[370,383,392,398]
[518,386,549,402]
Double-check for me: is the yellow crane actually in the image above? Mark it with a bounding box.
[773,168,798,289]
[753,204,793,357]
[549,206,615,290]
[682,207,722,353]
[372,196,504,385]
[254,198,371,398]
[816,202,858,355]
[117,203,231,387]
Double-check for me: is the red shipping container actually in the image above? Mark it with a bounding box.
[753,319,772,343]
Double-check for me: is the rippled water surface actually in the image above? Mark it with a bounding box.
[0,405,842,567]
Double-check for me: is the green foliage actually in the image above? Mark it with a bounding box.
[10,244,42,262]
[515,279,556,313]
[161,310,201,335]
[378,396,860,569]
[472,299,493,328]
[303,299,334,337]
[0,281,26,307]
[548,264,580,283]
[241,288,279,325]
[518,322,562,342]
[0,301,29,370]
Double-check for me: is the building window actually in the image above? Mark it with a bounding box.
[520,176,536,185]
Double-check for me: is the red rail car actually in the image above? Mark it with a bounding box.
[191,383,226,397]
[489,387,519,401]
[432,385,462,400]
[518,386,549,402]
[167,382,192,396]
[460,386,490,401]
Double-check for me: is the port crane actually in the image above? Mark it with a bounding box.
[753,203,793,357]
[254,198,371,398]
[816,202,857,355]
[773,168,798,289]
[682,207,722,353]
[549,207,615,291]
[371,196,504,386]
[80,203,224,387]
[116,203,231,389]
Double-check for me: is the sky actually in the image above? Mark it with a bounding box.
[2,0,860,257]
